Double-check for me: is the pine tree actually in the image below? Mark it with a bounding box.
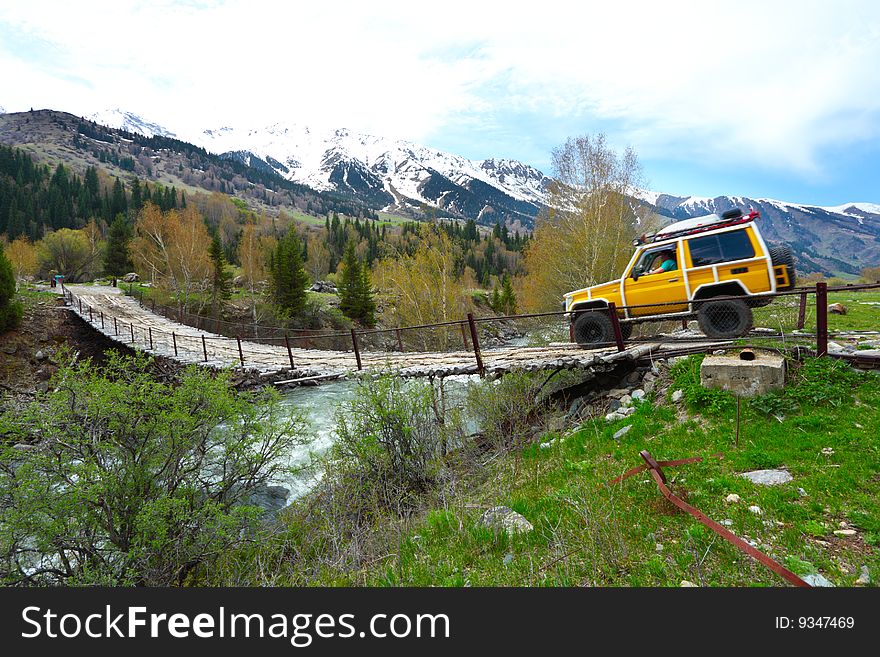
[500,273,517,315]
[0,244,23,331]
[269,230,309,316]
[208,234,233,324]
[338,241,375,326]
[104,213,133,275]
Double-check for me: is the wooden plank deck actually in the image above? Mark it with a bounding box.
[60,285,667,379]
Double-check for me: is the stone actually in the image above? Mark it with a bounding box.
[797,487,808,497]
[247,485,290,514]
[833,529,857,537]
[605,412,625,422]
[828,303,847,315]
[680,580,698,587]
[720,519,733,527]
[739,469,793,486]
[655,543,663,551]
[622,406,637,416]
[725,494,741,503]
[613,425,632,441]
[619,394,632,406]
[803,573,835,587]
[2,343,17,355]
[608,399,621,412]
[35,350,47,361]
[608,388,629,399]
[700,353,785,397]
[123,272,139,282]
[35,382,49,393]
[631,389,646,401]
[625,371,642,385]
[856,566,872,586]
[479,506,533,536]
[34,365,58,381]
[748,505,763,515]
[671,389,684,403]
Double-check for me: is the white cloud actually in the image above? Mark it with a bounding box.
[1,0,879,176]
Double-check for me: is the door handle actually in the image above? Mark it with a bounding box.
[667,278,679,282]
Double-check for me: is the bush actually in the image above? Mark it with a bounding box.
[465,373,548,451]
[0,352,309,586]
[329,375,460,515]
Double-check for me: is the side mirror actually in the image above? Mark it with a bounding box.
[631,270,640,281]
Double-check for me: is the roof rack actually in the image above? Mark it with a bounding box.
[632,209,760,246]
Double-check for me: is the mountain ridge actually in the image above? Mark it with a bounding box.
[1,106,877,275]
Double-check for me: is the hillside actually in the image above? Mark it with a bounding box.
[0,109,377,221]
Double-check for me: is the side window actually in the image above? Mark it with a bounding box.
[687,231,755,266]
[633,248,676,276]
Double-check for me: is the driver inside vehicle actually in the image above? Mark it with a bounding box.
[648,250,677,275]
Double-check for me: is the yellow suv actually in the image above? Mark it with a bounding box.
[563,209,796,345]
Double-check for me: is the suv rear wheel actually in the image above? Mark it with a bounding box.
[573,311,614,346]
[696,298,753,338]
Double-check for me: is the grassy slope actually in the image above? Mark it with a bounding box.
[326,357,878,587]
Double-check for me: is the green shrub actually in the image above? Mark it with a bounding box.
[0,352,309,586]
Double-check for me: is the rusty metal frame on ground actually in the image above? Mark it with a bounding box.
[610,450,810,587]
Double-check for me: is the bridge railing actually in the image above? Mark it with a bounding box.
[63,281,880,372]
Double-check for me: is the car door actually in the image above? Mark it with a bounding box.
[623,242,689,316]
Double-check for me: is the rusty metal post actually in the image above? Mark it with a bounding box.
[816,282,828,356]
[130,323,135,344]
[607,302,626,351]
[172,332,178,357]
[395,328,404,352]
[460,322,470,350]
[467,313,484,377]
[88,306,93,322]
[350,328,362,370]
[148,327,153,350]
[797,291,807,330]
[202,335,208,362]
[78,298,82,313]
[114,317,118,335]
[285,334,295,369]
[237,336,244,366]
[100,311,105,329]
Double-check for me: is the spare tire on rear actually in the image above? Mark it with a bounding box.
[769,245,797,290]
[573,311,614,347]
[697,298,753,339]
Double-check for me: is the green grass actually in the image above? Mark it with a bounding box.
[275,356,879,587]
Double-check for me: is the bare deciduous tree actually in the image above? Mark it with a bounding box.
[523,134,653,311]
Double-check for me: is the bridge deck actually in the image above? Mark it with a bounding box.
[61,285,672,379]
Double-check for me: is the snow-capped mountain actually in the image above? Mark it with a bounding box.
[88,109,177,139]
[184,122,549,225]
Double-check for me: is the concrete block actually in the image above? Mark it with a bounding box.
[700,353,785,397]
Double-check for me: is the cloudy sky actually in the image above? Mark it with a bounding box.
[1,0,879,204]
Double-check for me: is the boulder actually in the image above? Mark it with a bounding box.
[828,303,847,315]
[123,272,139,283]
[739,469,793,486]
[479,506,533,536]
[613,425,632,441]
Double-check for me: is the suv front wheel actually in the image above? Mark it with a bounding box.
[573,311,614,346]
[696,298,753,339]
